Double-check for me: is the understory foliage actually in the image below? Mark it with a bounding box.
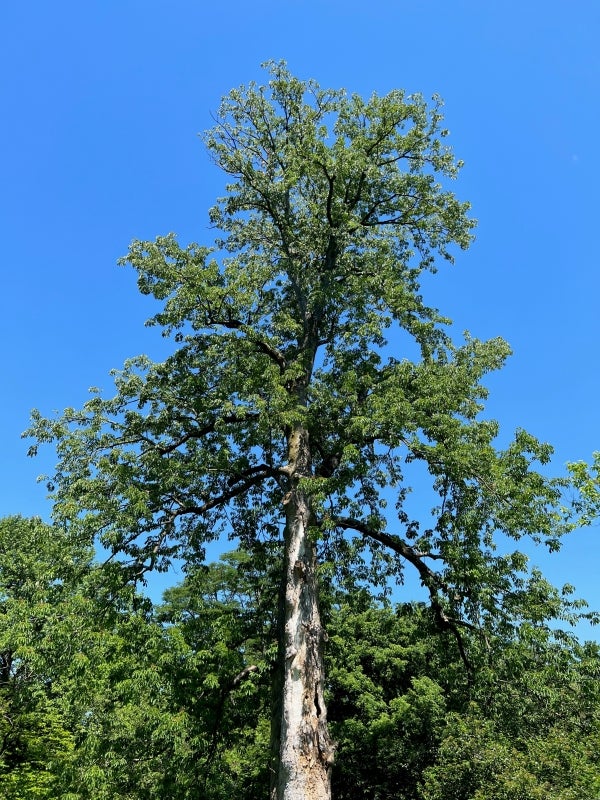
[1,519,600,798]
[14,63,600,796]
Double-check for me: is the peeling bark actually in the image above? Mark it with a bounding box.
[271,427,334,800]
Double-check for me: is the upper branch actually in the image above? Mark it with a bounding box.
[170,467,279,518]
[150,411,260,456]
[206,315,288,371]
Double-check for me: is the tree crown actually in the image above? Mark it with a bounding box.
[26,63,575,642]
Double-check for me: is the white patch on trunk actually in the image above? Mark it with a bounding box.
[276,486,334,800]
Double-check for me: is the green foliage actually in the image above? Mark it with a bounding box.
[1,524,599,798]
[0,516,84,797]
[421,710,600,800]
[26,62,575,647]
[167,556,600,800]
[568,451,600,527]
[18,63,600,797]
[326,599,449,800]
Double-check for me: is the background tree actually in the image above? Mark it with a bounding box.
[110,552,600,799]
[0,515,222,800]
[2,520,599,798]
[0,516,87,798]
[27,62,578,799]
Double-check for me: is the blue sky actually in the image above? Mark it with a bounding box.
[1,2,599,628]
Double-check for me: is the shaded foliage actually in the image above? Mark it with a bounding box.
[1,521,599,798]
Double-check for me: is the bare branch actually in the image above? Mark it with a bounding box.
[231,664,259,687]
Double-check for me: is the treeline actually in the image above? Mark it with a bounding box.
[1,515,599,799]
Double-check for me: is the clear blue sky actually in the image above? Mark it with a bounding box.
[1,2,599,629]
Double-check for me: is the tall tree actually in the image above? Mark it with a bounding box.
[28,62,572,799]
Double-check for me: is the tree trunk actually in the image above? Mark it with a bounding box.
[270,427,334,800]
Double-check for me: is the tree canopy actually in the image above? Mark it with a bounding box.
[24,62,596,799]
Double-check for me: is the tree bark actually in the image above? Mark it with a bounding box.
[270,427,334,800]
